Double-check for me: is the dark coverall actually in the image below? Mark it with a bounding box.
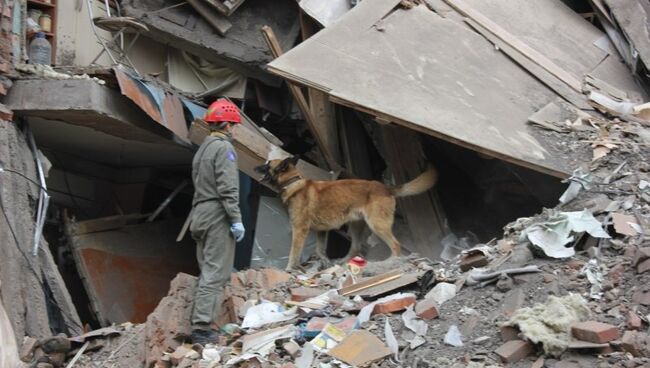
[189,132,241,330]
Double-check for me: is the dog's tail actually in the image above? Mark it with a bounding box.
[389,164,438,198]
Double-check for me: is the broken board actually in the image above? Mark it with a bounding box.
[326,330,393,366]
[268,1,575,177]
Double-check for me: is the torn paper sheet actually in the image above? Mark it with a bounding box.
[242,325,297,357]
[241,302,298,329]
[444,325,463,347]
[424,283,456,306]
[402,305,428,336]
[520,210,610,258]
[384,317,399,361]
[295,342,314,368]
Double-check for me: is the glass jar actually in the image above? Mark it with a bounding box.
[39,14,52,33]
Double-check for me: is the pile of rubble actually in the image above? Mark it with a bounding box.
[16,113,650,368]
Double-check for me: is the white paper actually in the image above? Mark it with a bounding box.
[402,305,428,336]
[424,283,456,306]
[241,302,298,329]
[384,317,400,361]
[444,325,463,347]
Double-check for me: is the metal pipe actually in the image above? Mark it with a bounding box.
[147,180,189,222]
[25,124,50,256]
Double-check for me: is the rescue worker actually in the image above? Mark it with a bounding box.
[189,98,245,345]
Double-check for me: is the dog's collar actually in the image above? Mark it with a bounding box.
[280,176,302,191]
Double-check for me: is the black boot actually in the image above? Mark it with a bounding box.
[191,328,221,345]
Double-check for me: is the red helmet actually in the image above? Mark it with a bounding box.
[204,99,241,124]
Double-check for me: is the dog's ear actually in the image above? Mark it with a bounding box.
[289,155,300,166]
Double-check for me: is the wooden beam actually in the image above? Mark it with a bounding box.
[261,25,341,172]
[380,125,446,260]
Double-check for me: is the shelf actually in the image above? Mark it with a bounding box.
[27,0,55,9]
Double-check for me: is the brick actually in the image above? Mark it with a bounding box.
[0,83,6,96]
[494,339,533,363]
[414,298,439,320]
[542,273,557,283]
[459,253,488,271]
[373,295,416,315]
[628,311,643,330]
[290,287,327,302]
[638,259,650,274]
[170,346,192,366]
[19,336,38,362]
[632,290,650,306]
[571,321,620,343]
[499,325,520,342]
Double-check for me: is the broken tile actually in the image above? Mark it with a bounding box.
[326,330,392,366]
[414,298,439,320]
[627,311,643,330]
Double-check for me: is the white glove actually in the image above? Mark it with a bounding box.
[230,222,245,242]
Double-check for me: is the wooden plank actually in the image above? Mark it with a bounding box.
[339,270,402,296]
[444,0,583,91]
[349,272,421,297]
[186,0,232,36]
[261,25,341,172]
[380,125,446,260]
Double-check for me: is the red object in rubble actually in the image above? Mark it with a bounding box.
[348,256,367,268]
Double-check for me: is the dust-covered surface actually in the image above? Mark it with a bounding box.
[0,122,82,343]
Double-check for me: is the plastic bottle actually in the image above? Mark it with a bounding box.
[29,33,51,65]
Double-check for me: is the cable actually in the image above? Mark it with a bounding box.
[0,193,84,333]
[0,167,47,191]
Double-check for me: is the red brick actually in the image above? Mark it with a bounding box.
[494,340,533,363]
[0,83,6,96]
[638,259,650,274]
[459,253,488,271]
[414,299,439,320]
[290,287,327,302]
[571,321,620,343]
[499,325,520,342]
[628,311,643,330]
[373,295,416,315]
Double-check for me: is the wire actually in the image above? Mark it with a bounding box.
[0,167,47,190]
[0,191,84,333]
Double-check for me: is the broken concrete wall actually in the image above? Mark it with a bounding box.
[0,121,82,345]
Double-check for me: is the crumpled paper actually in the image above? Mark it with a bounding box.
[520,210,610,258]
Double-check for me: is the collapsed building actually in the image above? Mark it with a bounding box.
[0,0,649,367]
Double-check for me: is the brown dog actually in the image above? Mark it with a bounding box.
[255,156,438,270]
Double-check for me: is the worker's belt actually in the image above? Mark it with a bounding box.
[192,198,220,207]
